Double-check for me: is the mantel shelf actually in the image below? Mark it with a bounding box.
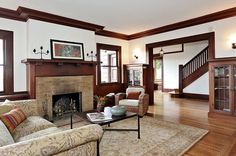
[21,59,97,65]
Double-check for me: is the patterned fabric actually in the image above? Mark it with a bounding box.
[127,91,141,99]
[13,116,56,141]
[0,108,26,133]
[116,92,149,116]
[0,120,14,147]
[10,99,39,117]
[0,124,103,156]
[0,100,16,115]
[16,127,62,142]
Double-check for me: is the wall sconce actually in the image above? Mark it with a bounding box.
[33,46,49,59]
[232,43,236,49]
[160,48,164,56]
[134,55,138,59]
[86,51,97,61]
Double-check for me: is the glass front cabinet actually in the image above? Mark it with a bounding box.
[209,59,236,117]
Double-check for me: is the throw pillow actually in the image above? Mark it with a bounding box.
[0,108,27,133]
[127,91,141,100]
[0,99,16,115]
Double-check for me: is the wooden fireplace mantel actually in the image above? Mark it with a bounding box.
[21,59,97,65]
[22,59,96,98]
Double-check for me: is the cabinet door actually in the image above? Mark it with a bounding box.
[214,65,231,113]
[233,65,236,115]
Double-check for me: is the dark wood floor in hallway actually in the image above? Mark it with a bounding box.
[148,91,236,156]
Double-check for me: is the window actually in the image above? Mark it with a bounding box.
[0,30,13,95]
[97,43,121,84]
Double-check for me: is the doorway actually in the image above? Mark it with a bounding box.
[153,55,163,91]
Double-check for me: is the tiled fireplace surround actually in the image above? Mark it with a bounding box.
[36,76,93,121]
[22,59,96,121]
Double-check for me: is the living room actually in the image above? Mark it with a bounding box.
[0,0,236,155]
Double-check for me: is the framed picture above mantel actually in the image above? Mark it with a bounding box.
[50,39,84,60]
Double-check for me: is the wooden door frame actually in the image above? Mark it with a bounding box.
[153,54,163,91]
[146,32,215,105]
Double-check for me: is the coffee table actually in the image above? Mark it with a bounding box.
[78,111,140,139]
[78,111,140,156]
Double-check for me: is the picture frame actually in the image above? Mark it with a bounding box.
[50,39,84,60]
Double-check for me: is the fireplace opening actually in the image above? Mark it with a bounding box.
[52,92,82,120]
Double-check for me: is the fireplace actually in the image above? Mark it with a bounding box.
[52,92,82,120]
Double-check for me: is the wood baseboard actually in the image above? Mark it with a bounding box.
[183,93,209,100]
[162,88,174,92]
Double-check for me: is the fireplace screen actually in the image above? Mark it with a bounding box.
[52,92,82,119]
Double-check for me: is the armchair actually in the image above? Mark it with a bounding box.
[115,87,149,116]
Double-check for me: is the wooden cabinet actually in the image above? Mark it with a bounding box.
[123,64,149,89]
[209,58,236,117]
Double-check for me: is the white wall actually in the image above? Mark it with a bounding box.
[0,18,27,92]
[95,35,129,64]
[0,18,130,92]
[129,16,236,94]
[27,19,96,61]
[159,41,208,91]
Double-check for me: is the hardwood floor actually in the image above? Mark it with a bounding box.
[148,91,236,156]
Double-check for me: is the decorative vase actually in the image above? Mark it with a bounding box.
[110,106,127,116]
[97,104,104,112]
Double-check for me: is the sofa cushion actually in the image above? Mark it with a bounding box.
[0,120,14,147]
[127,91,141,99]
[0,108,27,133]
[119,99,139,107]
[0,100,16,115]
[16,127,62,142]
[13,116,56,141]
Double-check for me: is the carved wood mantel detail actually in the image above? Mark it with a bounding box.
[21,59,96,98]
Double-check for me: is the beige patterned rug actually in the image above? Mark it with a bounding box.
[58,116,208,156]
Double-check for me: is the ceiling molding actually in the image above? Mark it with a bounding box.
[95,30,129,40]
[0,7,26,22]
[129,7,236,40]
[17,7,104,31]
[0,6,236,40]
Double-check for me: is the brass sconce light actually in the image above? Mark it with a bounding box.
[232,43,236,49]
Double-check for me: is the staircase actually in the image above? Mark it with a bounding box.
[178,46,209,95]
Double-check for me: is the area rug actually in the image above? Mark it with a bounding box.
[58,116,208,156]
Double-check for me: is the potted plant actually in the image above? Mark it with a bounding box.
[94,95,107,112]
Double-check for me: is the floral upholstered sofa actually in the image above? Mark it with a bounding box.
[0,99,103,156]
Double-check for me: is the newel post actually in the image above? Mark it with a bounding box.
[179,65,183,96]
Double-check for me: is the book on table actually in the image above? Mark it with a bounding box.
[86,112,112,122]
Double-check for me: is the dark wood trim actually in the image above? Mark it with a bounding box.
[17,7,104,32]
[0,91,29,102]
[96,43,122,85]
[147,32,214,58]
[146,32,215,104]
[22,59,96,98]
[208,57,236,62]
[0,6,235,40]
[21,58,97,65]
[162,88,175,92]
[129,7,236,40]
[95,30,129,40]
[0,7,26,22]
[182,93,209,100]
[0,30,14,95]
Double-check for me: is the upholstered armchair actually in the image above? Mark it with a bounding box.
[115,87,149,116]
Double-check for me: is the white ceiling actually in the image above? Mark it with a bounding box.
[0,0,236,34]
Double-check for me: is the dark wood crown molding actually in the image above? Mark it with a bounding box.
[95,30,129,40]
[17,7,104,31]
[128,7,236,40]
[0,6,236,40]
[0,7,26,21]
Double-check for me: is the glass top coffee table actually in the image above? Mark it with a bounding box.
[78,110,140,139]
